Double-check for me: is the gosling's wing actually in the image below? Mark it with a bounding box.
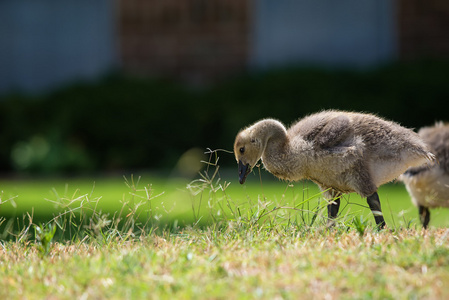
[299,115,354,150]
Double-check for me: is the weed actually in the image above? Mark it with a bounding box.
[187,149,335,235]
[353,215,368,237]
[31,175,166,244]
[187,148,232,226]
[34,222,56,257]
[0,191,18,239]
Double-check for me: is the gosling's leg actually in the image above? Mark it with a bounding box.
[326,195,341,227]
[418,205,430,229]
[327,197,341,219]
[366,192,386,229]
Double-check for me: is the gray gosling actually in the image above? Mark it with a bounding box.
[400,122,449,229]
[234,110,435,229]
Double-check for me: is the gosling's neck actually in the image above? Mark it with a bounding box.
[247,119,287,152]
[248,120,288,177]
[254,120,310,181]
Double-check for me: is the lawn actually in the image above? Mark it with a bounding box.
[2,166,449,299]
[1,167,449,231]
[1,221,449,299]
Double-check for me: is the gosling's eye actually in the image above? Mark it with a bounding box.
[239,147,245,154]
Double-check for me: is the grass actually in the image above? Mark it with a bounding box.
[2,226,449,299]
[1,154,449,299]
[3,171,449,232]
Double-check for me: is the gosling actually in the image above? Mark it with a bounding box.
[400,122,449,229]
[234,110,435,229]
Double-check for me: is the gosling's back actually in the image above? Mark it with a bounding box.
[287,110,432,187]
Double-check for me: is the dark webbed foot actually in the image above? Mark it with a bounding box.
[366,192,386,229]
[326,196,341,227]
[327,197,341,218]
[419,205,430,229]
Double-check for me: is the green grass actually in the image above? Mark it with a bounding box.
[2,226,449,299]
[2,162,449,299]
[2,168,449,231]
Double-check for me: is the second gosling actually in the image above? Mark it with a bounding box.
[401,122,449,229]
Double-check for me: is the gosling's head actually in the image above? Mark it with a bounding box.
[234,129,264,184]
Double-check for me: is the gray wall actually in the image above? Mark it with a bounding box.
[251,0,397,69]
[0,0,117,94]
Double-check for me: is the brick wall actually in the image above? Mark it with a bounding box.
[399,0,449,59]
[118,0,250,84]
[118,0,449,83]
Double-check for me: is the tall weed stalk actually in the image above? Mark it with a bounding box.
[187,150,332,234]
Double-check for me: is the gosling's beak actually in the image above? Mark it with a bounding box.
[238,160,251,184]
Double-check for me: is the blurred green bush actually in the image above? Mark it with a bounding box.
[1,60,448,173]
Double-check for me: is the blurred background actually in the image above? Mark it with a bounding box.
[1,0,448,175]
